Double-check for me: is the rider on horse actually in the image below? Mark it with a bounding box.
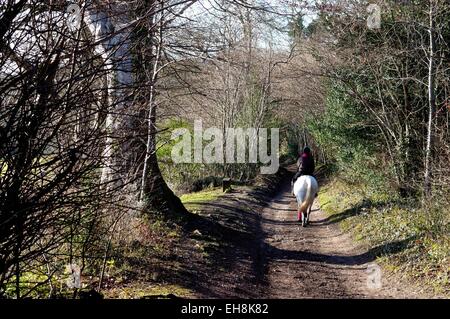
[292,146,315,193]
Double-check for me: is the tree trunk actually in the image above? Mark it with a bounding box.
[83,10,133,188]
[424,1,436,198]
[138,0,188,217]
[140,91,188,217]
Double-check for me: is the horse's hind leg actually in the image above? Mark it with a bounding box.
[301,211,307,227]
[305,204,312,225]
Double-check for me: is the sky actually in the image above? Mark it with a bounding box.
[182,0,318,51]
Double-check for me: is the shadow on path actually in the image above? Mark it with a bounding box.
[262,235,417,267]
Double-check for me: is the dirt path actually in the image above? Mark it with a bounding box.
[257,178,428,298]
[151,168,436,299]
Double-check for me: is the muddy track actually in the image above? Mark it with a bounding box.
[255,174,430,299]
[184,168,437,299]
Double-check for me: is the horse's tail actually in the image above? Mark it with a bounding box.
[299,200,309,213]
[294,175,319,213]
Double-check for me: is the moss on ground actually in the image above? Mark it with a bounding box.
[319,178,450,295]
[180,187,224,211]
[180,187,223,203]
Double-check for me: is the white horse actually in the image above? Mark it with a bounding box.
[293,175,319,227]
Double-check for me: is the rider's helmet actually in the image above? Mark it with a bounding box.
[303,146,311,155]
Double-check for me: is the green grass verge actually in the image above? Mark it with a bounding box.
[180,187,225,211]
[319,178,450,295]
